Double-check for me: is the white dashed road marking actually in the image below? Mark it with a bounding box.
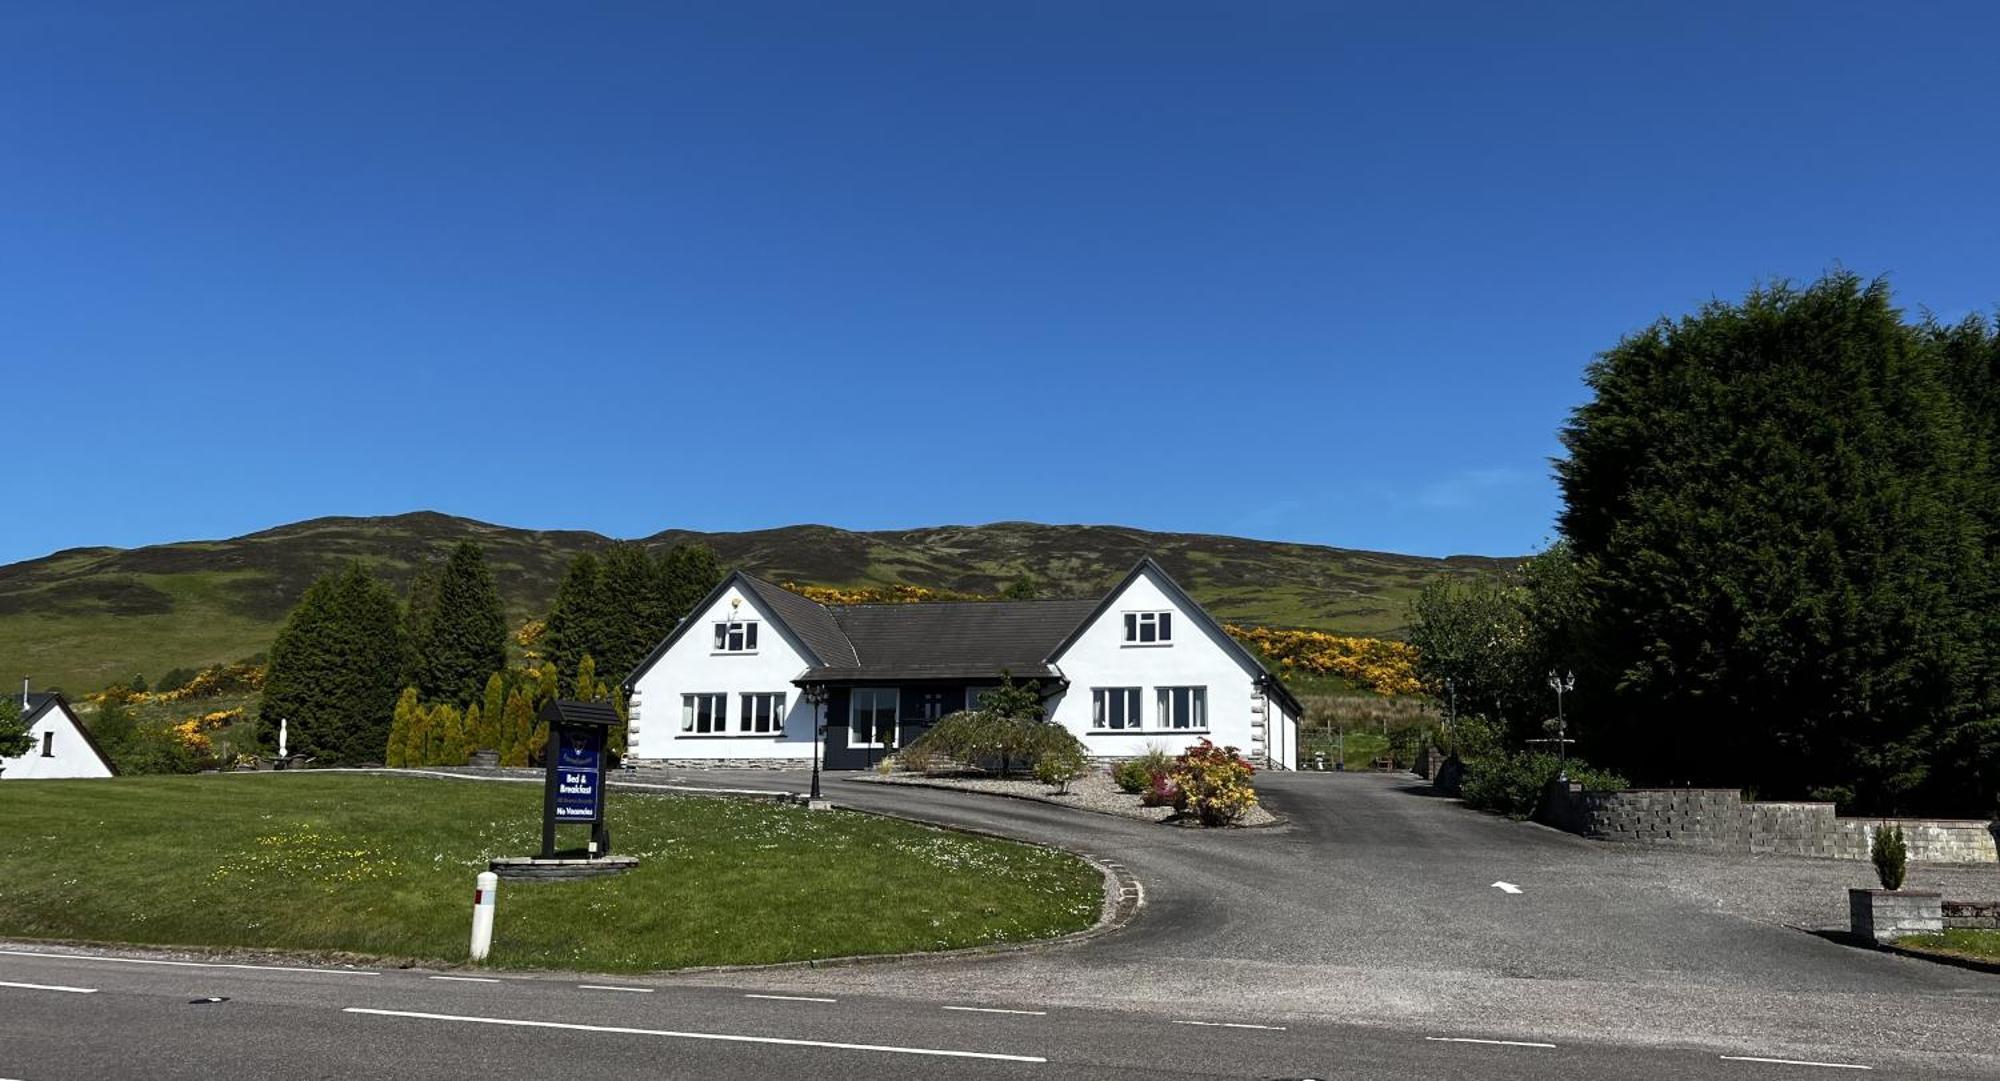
[342,1007,1049,1063]
[744,993,837,1003]
[942,1006,1047,1016]
[0,980,97,994]
[578,984,653,993]
[1172,1020,1287,1031]
[0,949,379,976]
[429,976,502,983]
[1720,1055,1872,1071]
[1490,881,1523,894]
[1426,1036,1556,1049]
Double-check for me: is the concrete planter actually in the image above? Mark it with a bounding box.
[1849,888,1943,944]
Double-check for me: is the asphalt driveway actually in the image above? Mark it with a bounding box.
[648,767,2000,1072]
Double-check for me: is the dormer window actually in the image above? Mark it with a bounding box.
[713,620,759,653]
[1123,611,1172,645]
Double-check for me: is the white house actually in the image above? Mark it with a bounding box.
[623,558,1301,770]
[1,692,119,780]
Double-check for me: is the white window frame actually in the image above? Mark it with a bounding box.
[1091,687,1143,732]
[712,620,760,653]
[849,688,899,749]
[41,730,54,757]
[681,692,727,735]
[1123,610,1173,646]
[740,692,787,735]
[1156,686,1207,731]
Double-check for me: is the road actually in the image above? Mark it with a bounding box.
[3,769,1997,1079]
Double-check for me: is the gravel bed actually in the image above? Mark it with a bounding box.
[854,769,1278,827]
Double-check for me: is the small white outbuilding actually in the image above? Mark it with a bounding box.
[1,691,119,780]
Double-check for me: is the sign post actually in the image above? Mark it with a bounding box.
[536,699,621,860]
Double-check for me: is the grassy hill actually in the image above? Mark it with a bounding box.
[0,512,1516,693]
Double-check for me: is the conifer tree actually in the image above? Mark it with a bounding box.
[409,542,509,705]
[386,687,419,767]
[259,563,405,766]
[462,702,484,759]
[481,672,507,752]
[574,654,600,701]
[501,690,535,768]
[544,553,607,696]
[1557,273,1994,812]
[406,702,434,767]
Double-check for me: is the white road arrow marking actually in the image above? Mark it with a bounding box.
[1491,881,1523,894]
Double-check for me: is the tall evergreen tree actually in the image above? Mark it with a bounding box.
[260,563,405,766]
[1557,273,1992,812]
[655,543,723,625]
[594,543,663,690]
[409,542,509,705]
[544,552,607,696]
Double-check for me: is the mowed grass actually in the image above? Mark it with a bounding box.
[0,774,1103,972]
[1897,929,2000,963]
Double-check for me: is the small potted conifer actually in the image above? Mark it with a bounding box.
[1848,824,1943,943]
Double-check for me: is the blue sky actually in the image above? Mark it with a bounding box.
[6,2,1996,564]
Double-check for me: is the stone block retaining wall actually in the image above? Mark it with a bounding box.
[1545,782,1997,864]
[1945,900,2000,930]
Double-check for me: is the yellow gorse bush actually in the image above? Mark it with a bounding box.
[1225,625,1422,697]
[782,582,996,605]
[90,661,265,706]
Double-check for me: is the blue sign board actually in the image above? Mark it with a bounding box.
[552,727,604,822]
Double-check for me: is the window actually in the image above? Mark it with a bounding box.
[849,688,899,749]
[918,692,946,723]
[713,620,759,652]
[41,731,54,757]
[681,693,727,734]
[1123,611,1173,645]
[1156,686,1207,730]
[964,686,991,712]
[1092,687,1142,731]
[740,692,786,735]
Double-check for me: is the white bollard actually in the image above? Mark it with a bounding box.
[469,871,498,963]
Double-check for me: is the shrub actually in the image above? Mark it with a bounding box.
[895,744,939,775]
[1112,758,1153,794]
[1032,728,1090,794]
[1459,750,1626,819]
[1170,739,1259,826]
[906,711,1061,777]
[1872,824,1908,890]
[1140,773,1181,807]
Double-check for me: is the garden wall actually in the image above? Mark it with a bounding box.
[1540,782,1998,864]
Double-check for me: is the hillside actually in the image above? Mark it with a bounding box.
[0,512,1516,693]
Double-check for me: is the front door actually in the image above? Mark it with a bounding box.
[844,687,898,767]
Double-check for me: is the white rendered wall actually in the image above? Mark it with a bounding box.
[0,702,114,779]
[628,584,816,761]
[1048,568,1276,762]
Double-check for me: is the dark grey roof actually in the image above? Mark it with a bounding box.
[537,699,623,728]
[839,600,1095,670]
[739,576,860,668]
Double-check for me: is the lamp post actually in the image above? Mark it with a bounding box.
[1546,669,1575,780]
[801,683,828,803]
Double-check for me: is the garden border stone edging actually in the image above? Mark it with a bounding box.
[849,771,1286,829]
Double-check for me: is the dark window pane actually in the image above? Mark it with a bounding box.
[1124,613,1137,640]
[1158,612,1172,641]
[745,623,759,650]
[714,623,727,650]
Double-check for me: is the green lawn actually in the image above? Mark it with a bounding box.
[1897,929,2000,963]
[0,774,1102,972]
